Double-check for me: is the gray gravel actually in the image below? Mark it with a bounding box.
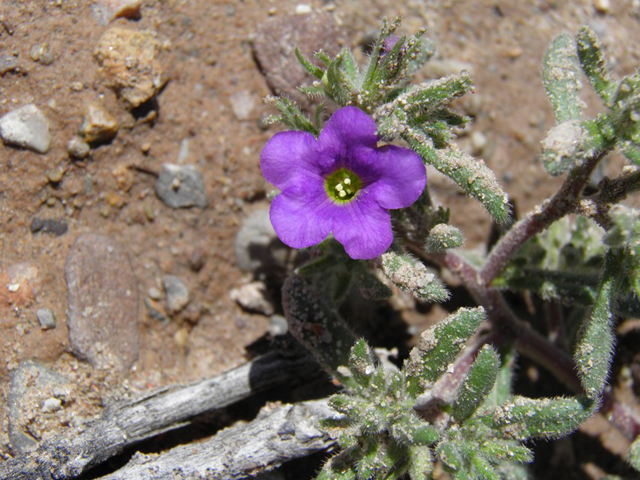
[155,163,208,208]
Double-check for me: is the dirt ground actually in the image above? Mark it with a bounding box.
[0,0,639,477]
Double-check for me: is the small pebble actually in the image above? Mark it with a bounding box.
[234,209,287,272]
[94,27,164,108]
[594,0,610,13]
[30,217,68,236]
[67,136,90,158]
[0,54,20,75]
[188,249,206,272]
[79,103,119,144]
[147,286,162,300]
[29,43,55,65]
[36,308,57,330]
[269,315,288,336]
[92,0,142,25]
[230,90,255,121]
[162,275,190,314]
[0,104,51,153]
[155,163,208,208]
[230,281,274,315]
[41,397,62,413]
[295,4,312,14]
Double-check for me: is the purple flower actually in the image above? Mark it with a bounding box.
[260,106,426,260]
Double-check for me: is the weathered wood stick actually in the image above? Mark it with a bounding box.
[98,399,334,479]
[0,352,320,480]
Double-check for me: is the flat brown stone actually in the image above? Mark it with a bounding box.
[253,13,347,109]
[65,233,139,370]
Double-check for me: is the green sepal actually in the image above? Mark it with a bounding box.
[265,95,319,136]
[294,45,324,80]
[405,307,486,395]
[452,345,501,423]
[437,441,463,472]
[542,33,583,123]
[424,223,465,252]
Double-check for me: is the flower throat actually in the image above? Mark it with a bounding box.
[325,168,362,203]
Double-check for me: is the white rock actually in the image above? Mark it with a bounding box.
[230,281,274,315]
[0,104,51,153]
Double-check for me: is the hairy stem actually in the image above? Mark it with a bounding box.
[410,246,640,439]
[480,153,603,286]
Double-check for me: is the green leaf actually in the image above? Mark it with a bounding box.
[482,346,516,408]
[405,307,486,395]
[574,249,622,399]
[390,413,439,446]
[402,129,511,223]
[403,73,473,114]
[407,445,434,480]
[628,436,640,472]
[380,250,449,303]
[542,33,583,123]
[453,345,501,423]
[490,396,597,440]
[576,26,613,103]
[348,339,377,389]
[540,119,606,176]
[282,275,358,384]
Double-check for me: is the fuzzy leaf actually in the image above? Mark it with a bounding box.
[576,26,613,103]
[453,345,501,423]
[482,346,516,408]
[407,446,434,480]
[356,269,393,300]
[380,250,449,303]
[542,33,583,123]
[629,436,640,472]
[491,396,597,440]
[282,275,357,384]
[348,339,377,389]
[403,128,511,224]
[480,439,533,464]
[574,249,621,399]
[390,414,439,446]
[540,119,606,175]
[405,307,486,394]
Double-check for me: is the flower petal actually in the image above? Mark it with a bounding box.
[369,145,426,209]
[269,181,334,249]
[260,130,327,190]
[318,106,378,162]
[332,193,393,259]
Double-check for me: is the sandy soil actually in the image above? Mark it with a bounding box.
[0,0,639,477]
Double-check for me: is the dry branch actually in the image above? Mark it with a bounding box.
[98,399,334,479]
[0,352,320,480]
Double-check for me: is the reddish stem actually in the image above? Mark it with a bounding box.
[479,154,602,286]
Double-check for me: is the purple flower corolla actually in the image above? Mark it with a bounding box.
[260,106,426,260]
